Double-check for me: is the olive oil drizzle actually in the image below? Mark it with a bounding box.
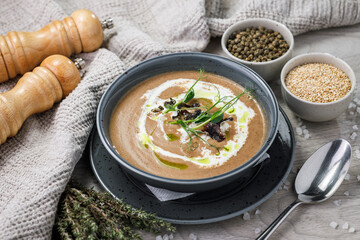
[154,152,188,170]
[166,134,179,141]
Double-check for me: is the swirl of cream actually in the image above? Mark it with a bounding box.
[137,79,254,168]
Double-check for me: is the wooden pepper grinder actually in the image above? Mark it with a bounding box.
[0,55,84,144]
[0,9,112,82]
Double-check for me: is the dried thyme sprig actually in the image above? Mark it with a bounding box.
[54,182,175,240]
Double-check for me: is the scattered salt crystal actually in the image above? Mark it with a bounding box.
[357,107,360,113]
[350,111,355,115]
[255,228,261,234]
[303,129,309,135]
[168,234,174,240]
[304,133,310,139]
[278,185,283,190]
[357,175,360,181]
[345,173,350,181]
[333,199,342,206]
[296,127,302,135]
[344,191,350,196]
[243,212,250,221]
[330,221,338,229]
[163,234,169,240]
[156,235,163,240]
[342,222,349,230]
[189,233,197,240]
[349,227,356,233]
[284,180,291,186]
[348,102,356,109]
[350,132,357,140]
[283,185,289,191]
[291,167,298,174]
[353,125,359,130]
[301,125,307,129]
[354,97,360,105]
[255,209,261,215]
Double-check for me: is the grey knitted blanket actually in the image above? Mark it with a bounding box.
[0,0,359,238]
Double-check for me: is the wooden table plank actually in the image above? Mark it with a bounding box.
[72,23,360,240]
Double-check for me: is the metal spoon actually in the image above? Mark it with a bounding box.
[257,139,352,240]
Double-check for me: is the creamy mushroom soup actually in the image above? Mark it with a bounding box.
[110,71,266,179]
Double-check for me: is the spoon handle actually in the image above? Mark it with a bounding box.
[256,199,302,240]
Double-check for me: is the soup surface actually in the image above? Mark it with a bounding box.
[110,71,266,179]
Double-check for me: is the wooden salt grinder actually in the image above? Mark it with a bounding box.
[0,9,112,82]
[0,55,85,144]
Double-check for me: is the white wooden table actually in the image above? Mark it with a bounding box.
[72,23,360,240]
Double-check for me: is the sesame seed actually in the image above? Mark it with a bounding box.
[285,63,351,103]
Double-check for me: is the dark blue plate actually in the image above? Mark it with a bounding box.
[90,107,295,224]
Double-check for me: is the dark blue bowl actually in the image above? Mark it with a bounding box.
[97,52,279,192]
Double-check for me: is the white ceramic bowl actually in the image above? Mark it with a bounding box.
[221,18,294,82]
[281,53,356,122]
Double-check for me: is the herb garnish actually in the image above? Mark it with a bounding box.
[163,68,206,113]
[160,69,251,152]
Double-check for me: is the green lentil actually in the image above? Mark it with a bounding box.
[226,26,289,62]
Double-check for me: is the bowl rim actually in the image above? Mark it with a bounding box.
[96,52,279,186]
[221,18,294,66]
[280,52,356,106]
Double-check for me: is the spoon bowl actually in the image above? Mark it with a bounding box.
[257,139,352,240]
[296,139,352,203]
